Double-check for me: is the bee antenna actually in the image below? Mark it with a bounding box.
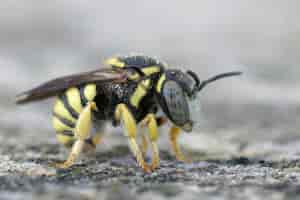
[186,70,200,87]
[197,71,242,91]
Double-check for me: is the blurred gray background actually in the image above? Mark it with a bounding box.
[1,0,300,160]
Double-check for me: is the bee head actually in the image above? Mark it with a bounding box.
[159,69,242,132]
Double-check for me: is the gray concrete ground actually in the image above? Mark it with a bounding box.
[1,98,300,200]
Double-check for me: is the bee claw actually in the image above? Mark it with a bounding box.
[151,165,158,171]
[142,164,152,173]
[182,158,192,163]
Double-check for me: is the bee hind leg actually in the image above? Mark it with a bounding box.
[115,104,151,173]
[54,102,97,169]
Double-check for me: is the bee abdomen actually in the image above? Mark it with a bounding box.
[52,84,97,147]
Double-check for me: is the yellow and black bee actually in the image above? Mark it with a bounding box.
[16,55,241,172]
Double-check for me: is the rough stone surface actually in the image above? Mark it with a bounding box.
[1,102,300,200]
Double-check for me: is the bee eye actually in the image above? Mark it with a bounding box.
[162,80,190,126]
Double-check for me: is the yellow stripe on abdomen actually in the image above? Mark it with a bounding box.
[53,98,76,123]
[52,116,73,132]
[56,134,75,148]
[66,87,83,114]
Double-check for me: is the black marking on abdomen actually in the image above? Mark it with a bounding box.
[53,113,75,129]
[60,93,79,118]
[59,130,74,136]
[79,87,88,106]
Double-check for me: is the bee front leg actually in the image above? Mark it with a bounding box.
[140,114,160,170]
[115,104,151,173]
[54,102,97,169]
[140,117,167,157]
[169,126,191,163]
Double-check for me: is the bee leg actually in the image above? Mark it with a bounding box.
[169,126,191,163]
[55,102,96,168]
[90,133,103,146]
[83,133,103,153]
[140,114,160,170]
[84,120,105,152]
[140,117,167,157]
[115,104,151,173]
[140,132,149,157]
[54,140,85,168]
[156,116,168,127]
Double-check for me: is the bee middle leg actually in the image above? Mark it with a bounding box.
[83,133,103,153]
[54,102,97,168]
[115,103,151,173]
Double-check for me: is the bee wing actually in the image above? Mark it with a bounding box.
[16,68,128,104]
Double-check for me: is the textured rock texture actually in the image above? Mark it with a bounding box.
[1,100,300,200]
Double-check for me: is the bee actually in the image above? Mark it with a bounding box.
[16,55,241,172]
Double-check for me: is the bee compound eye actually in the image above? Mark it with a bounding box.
[162,80,190,126]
